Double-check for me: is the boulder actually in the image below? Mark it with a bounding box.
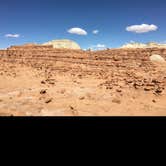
[150,54,165,63]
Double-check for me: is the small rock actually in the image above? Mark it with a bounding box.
[79,96,85,100]
[112,98,121,104]
[146,83,155,86]
[155,88,163,94]
[144,87,153,91]
[133,83,139,89]
[127,80,133,83]
[116,89,122,93]
[41,80,46,84]
[69,106,78,115]
[60,89,66,94]
[69,106,74,110]
[106,85,113,90]
[40,89,47,94]
[152,99,156,103]
[78,74,82,79]
[48,82,55,85]
[45,98,53,104]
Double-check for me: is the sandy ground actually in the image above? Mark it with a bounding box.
[0,63,166,116]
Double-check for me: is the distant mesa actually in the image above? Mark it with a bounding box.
[21,43,37,46]
[43,39,81,50]
[8,43,53,50]
[121,42,166,48]
[7,39,81,50]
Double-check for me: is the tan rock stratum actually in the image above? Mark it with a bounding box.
[1,46,166,116]
[122,42,166,48]
[43,39,81,49]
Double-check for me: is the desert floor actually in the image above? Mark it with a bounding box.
[0,62,166,116]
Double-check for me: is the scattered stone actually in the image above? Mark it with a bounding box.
[152,79,160,83]
[79,96,85,100]
[155,88,163,94]
[48,81,55,85]
[106,86,113,90]
[116,89,122,93]
[126,80,133,83]
[60,89,66,94]
[78,74,82,79]
[144,86,154,91]
[133,83,139,89]
[146,83,155,86]
[45,98,53,104]
[41,80,46,84]
[112,98,121,104]
[152,99,156,103]
[69,106,78,115]
[40,89,47,94]
[69,106,74,110]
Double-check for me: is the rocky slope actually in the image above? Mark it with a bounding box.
[0,46,166,116]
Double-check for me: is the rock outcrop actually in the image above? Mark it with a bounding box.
[8,43,53,50]
[150,54,165,63]
[43,39,81,50]
[1,46,166,95]
[121,42,166,48]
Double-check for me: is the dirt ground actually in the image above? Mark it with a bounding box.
[0,62,166,116]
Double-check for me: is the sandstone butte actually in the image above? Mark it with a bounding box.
[0,42,166,116]
[43,39,81,50]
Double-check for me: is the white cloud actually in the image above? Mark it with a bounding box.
[5,34,20,38]
[89,44,107,50]
[92,30,99,34]
[68,27,87,35]
[96,44,106,48]
[126,24,158,33]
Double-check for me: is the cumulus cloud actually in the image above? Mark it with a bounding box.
[68,27,87,35]
[92,30,99,34]
[89,44,107,50]
[96,44,106,48]
[126,24,158,33]
[5,34,20,38]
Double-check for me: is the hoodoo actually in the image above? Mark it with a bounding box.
[43,39,81,50]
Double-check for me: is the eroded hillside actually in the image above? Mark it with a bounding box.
[0,46,166,116]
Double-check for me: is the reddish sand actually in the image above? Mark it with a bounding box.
[0,47,166,116]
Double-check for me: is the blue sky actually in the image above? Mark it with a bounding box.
[0,0,166,49]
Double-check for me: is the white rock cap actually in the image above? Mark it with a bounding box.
[150,54,165,62]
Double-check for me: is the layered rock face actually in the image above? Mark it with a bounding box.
[0,46,166,95]
[43,39,81,50]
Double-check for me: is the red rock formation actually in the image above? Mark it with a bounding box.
[1,46,166,94]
